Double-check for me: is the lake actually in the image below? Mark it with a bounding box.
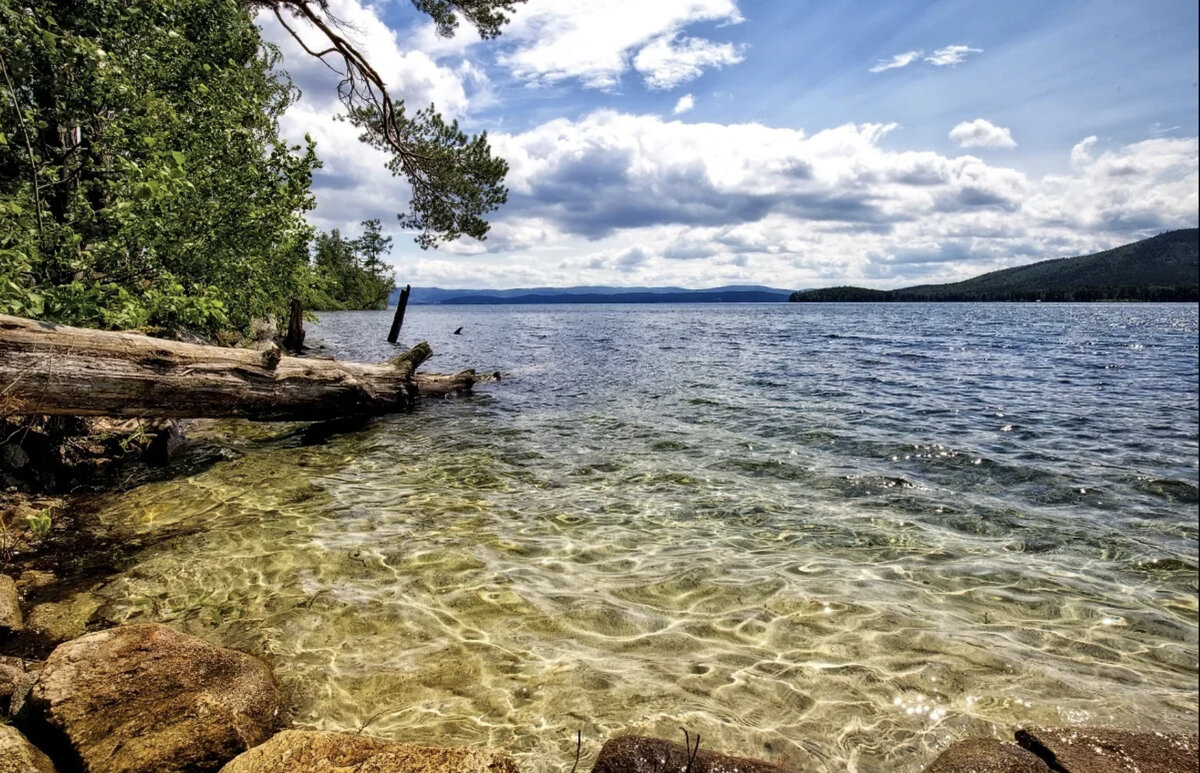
[92,303,1198,772]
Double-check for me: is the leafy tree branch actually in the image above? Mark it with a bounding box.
[256,0,522,247]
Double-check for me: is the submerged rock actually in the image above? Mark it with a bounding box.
[218,730,521,773]
[591,735,802,773]
[1015,726,1199,773]
[27,623,282,773]
[0,724,58,773]
[25,590,104,644]
[0,574,22,635]
[925,739,1052,772]
[15,570,56,593]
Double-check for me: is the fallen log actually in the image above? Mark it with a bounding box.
[0,314,476,421]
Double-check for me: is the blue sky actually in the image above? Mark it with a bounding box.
[259,0,1199,289]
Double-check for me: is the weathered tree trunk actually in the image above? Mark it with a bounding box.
[282,298,305,352]
[0,314,474,421]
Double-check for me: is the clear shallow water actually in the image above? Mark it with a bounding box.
[92,303,1197,772]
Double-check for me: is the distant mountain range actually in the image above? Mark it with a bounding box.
[790,229,1199,302]
[390,284,793,305]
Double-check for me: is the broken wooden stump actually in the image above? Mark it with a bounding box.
[387,284,410,344]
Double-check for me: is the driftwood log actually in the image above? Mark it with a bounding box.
[0,314,477,420]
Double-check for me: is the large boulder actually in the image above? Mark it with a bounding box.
[924,739,1053,772]
[1015,727,1199,773]
[0,724,58,773]
[26,623,283,773]
[0,573,22,635]
[591,736,802,773]
[219,730,521,773]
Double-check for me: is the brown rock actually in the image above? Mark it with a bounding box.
[27,623,283,773]
[1016,727,1199,773]
[925,739,1053,772]
[0,724,58,773]
[591,735,802,773]
[218,730,521,773]
[0,656,41,718]
[0,574,22,634]
[15,570,56,593]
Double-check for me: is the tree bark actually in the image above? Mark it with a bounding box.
[0,314,473,421]
[282,298,305,352]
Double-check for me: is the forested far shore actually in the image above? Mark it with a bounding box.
[791,284,1199,302]
[791,229,1199,303]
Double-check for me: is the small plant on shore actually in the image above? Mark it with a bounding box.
[0,506,53,568]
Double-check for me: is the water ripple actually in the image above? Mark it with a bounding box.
[93,303,1197,773]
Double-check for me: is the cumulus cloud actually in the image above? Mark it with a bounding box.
[925,44,982,66]
[256,3,1197,290]
[949,119,1017,149]
[869,50,923,73]
[1030,136,1198,232]
[489,111,1033,241]
[445,111,1196,289]
[633,35,744,89]
[490,0,744,89]
[1070,135,1099,167]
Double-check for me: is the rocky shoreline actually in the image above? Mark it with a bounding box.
[2,611,1197,772]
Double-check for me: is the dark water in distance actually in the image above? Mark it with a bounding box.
[97,303,1198,772]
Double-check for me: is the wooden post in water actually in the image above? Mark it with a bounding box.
[387,284,410,344]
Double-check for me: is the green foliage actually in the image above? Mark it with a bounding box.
[410,0,523,39]
[26,508,53,539]
[1,0,519,336]
[0,0,319,336]
[0,506,53,567]
[305,219,396,311]
[355,102,509,249]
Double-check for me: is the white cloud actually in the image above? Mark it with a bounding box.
[949,119,1017,149]
[1070,135,1099,167]
[1030,136,1198,232]
[673,93,696,115]
[871,45,982,73]
[429,112,1196,289]
[925,45,982,67]
[492,0,744,89]
[633,35,744,89]
[258,0,474,118]
[488,110,1032,244]
[869,50,923,73]
[254,4,1197,290]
